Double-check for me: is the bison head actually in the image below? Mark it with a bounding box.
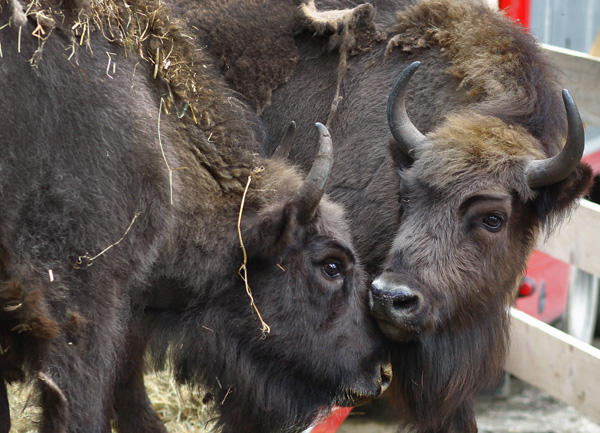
[172,125,391,433]
[369,62,592,431]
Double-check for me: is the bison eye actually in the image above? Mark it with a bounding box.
[322,261,342,279]
[482,214,504,232]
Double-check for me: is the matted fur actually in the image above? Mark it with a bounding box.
[0,0,390,432]
[168,0,303,114]
[169,0,385,116]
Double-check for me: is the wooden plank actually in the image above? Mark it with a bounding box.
[537,199,600,277]
[543,44,600,128]
[506,308,600,423]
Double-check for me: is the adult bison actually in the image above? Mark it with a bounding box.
[0,0,391,432]
[172,0,593,431]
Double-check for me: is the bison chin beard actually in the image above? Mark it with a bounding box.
[387,305,510,433]
[163,307,348,433]
[173,347,336,433]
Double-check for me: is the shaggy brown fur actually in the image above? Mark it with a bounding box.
[0,0,391,432]
[0,281,60,341]
[388,0,567,155]
[168,1,593,432]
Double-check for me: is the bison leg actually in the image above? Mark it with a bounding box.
[38,372,68,433]
[33,299,121,433]
[36,338,115,433]
[0,379,10,433]
[112,327,167,433]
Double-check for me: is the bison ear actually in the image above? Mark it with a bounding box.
[241,204,301,260]
[534,161,593,226]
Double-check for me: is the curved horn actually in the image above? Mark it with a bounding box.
[387,61,427,158]
[272,121,297,160]
[295,123,333,225]
[525,90,585,188]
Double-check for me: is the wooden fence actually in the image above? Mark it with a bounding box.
[506,201,600,422]
[504,42,600,422]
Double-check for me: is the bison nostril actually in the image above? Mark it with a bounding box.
[392,293,419,311]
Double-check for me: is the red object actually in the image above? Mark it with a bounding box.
[583,151,600,175]
[310,407,353,433]
[499,0,531,30]
[518,278,536,297]
[515,250,570,323]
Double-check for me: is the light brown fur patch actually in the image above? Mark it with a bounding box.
[388,0,544,102]
[416,112,544,199]
[0,280,60,340]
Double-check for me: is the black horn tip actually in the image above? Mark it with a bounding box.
[562,89,573,104]
[294,122,334,225]
[287,120,297,136]
[407,60,421,73]
[561,89,579,122]
[389,62,421,98]
[525,88,585,188]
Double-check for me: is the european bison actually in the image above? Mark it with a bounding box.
[172,0,593,431]
[0,1,391,432]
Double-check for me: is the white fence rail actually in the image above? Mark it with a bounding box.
[538,199,600,277]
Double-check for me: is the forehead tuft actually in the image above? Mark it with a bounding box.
[317,198,354,242]
[412,112,546,197]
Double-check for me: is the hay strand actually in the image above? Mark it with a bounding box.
[236,167,271,337]
[74,211,142,268]
[17,25,22,53]
[157,98,189,205]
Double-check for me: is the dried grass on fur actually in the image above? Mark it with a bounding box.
[8,372,215,433]
[3,2,251,430]
[14,0,254,177]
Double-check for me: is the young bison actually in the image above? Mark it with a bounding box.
[0,1,391,432]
